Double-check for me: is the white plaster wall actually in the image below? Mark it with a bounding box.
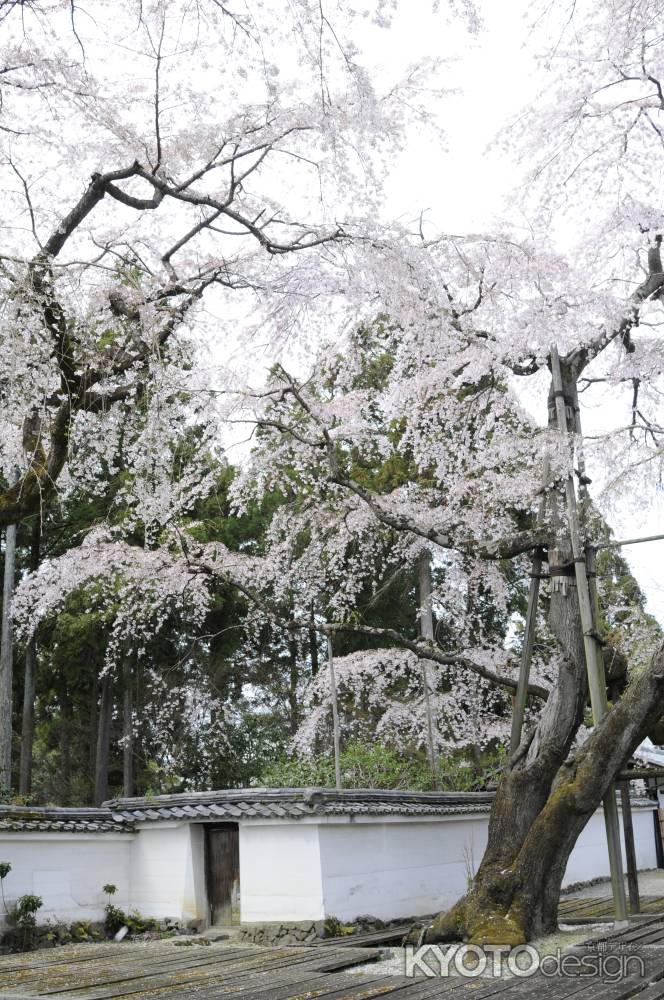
[318,817,489,922]
[562,807,658,887]
[314,807,658,923]
[239,823,325,923]
[128,822,208,923]
[0,833,132,928]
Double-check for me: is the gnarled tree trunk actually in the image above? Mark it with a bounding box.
[425,630,664,945]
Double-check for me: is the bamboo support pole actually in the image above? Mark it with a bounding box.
[510,459,549,755]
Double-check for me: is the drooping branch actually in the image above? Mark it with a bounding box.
[566,234,664,374]
[255,366,550,563]
[189,545,548,702]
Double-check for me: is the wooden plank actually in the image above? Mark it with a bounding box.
[217,972,409,1000]
[0,944,248,981]
[0,945,141,974]
[312,927,410,949]
[35,949,306,997]
[47,946,379,999]
[0,946,251,992]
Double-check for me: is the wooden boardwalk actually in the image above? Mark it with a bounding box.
[559,894,664,921]
[5,919,664,1000]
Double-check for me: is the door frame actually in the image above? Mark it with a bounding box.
[204,822,240,926]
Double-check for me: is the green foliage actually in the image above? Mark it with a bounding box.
[101,884,159,937]
[70,920,101,942]
[258,741,505,792]
[125,911,160,935]
[0,862,11,880]
[323,916,356,938]
[104,903,127,935]
[8,894,43,950]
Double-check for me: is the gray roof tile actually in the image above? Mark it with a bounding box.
[0,805,132,834]
[103,787,499,823]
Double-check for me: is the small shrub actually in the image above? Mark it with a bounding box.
[125,911,159,935]
[104,903,127,935]
[8,894,43,950]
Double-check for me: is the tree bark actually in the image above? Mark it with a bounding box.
[0,524,17,792]
[18,637,37,797]
[424,634,664,945]
[122,660,134,798]
[88,672,98,800]
[94,671,113,806]
[288,634,299,736]
[19,517,41,797]
[58,669,72,805]
[309,603,319,678]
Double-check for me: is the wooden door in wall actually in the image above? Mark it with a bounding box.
[205,823,240,925]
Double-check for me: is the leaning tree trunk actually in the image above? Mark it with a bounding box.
[425,622,664,945]
[423,363,664,946]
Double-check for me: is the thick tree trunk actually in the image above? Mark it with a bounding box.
[0,523,17,792]
[94,671,113,806]
[18,637,37,796]
[89,671,98,787]
[424,637,664,945]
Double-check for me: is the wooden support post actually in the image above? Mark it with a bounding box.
[327,636,342,790]
[551,345,628,924]
[418,549,439,790]
[619,781,640,913]
[510,460,549,755]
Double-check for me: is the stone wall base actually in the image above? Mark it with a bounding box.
[239,921,326,945]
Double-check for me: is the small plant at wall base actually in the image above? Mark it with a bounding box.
[102,884,127,936]
[8,895,43,951]
[102,884,117,904]
[0,862,11,913]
